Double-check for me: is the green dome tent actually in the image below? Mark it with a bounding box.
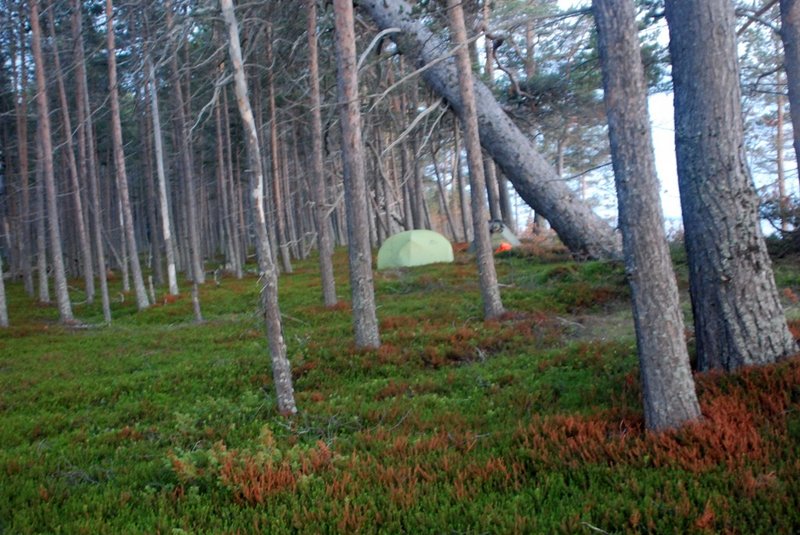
[377,229,454,270]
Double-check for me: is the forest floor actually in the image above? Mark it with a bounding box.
[1,241,800,533]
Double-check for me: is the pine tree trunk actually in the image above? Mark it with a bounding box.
[215,95,240,278]
[106,0,149,310]
[483,156,502,222]
[480,17,503,224]
[192,281,203,323]
[307,0,338,307]
[72,0,111,322]
[141,109,164,286]
[360,0,620,260]
[524,21,536,80]
[11,8,33,296]
[45,1,95,304]
[665,0,797,370]
[221,0,296,415]
[593,0,701,430]
[780,0,800,184]
[431,141,458,240]
[777,81,789,233]
[165,0,205,286]
[222,85,244,276]
[146,57,180,296]
[447,0,504,321]
[266,27,293,274]
[29,0,73,322]
[291,127,311,259]
[453,120,470,243]
[0,250,7,327]
[333,0,381,349]
[118,198,130,292]
[252,77,279,267]
[400,149,413,230]
[34,138,49,304]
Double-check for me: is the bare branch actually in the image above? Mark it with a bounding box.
[357,27,402,71]
[382,97,444,156]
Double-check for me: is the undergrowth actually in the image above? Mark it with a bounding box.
[1,248,799,533]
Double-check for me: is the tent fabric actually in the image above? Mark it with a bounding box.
[491,226,522,249]
[377,230,454,270]
[494,241,513,254]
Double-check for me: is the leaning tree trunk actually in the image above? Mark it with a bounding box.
[307,0,338,307]
[221,0,296,415]
[447,0,505,321]
[665,0,797,370]
[780,0,800,183]
[29,0,73,323]
[333,0,381,349]
[360,0,620,260]
[593,0,701,430]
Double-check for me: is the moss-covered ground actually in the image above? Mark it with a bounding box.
[1,246,799,533]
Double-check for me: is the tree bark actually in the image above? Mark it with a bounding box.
[10,7,33,296]
[481,2,503,224]
[780,0,800,183]
[140,103,164,286]
[34,138,50,304]
[221,0,297,415]
[447,0,505,321]
[266,24,293,275]
[497,172,514,231]
[333,0,381,349]
[593,0,701,430]
[146,56,180,296]
[360,0,620,260]
[453,120,471,243]
[776,68,789,233]
[483,156,502,222]
[29,0,73,322]
[106,0,149,311]
[0,255,8,327]
[192,281,203,323]
[72,0,111,322]
[307,0,338,307]
[165,1,205,286]
[431,140,458,240]
[118,197,130,292]
[45,1,95,304]
[222,85,245,275]
[214,92,241,278]
[665,0,797,370]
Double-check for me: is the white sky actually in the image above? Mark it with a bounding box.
[500,0,796,236]
[557,0,684,227]
[648,93,682,224]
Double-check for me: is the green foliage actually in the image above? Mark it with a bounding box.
[1,249,799,533]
